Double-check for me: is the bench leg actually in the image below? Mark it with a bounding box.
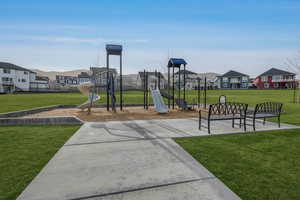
[208,119,211,134]
[199,117,202,130]
[198,111,202,130]
[253,117,256,131]
[232,119,235,128]
[239,117,242,128]
[263,117,266,125]
[278,116,281,128]
[244,118,247,132]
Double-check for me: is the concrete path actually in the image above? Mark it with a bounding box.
[17,118,298,200]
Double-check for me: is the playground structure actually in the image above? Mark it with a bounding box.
[78,44,211,115]
[106,44,123,111]
[141,62,210,113]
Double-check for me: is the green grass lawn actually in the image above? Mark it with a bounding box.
[0,93,86,113]
[175,129,300,200]
[2,89,299,125]
[0,125,80,200]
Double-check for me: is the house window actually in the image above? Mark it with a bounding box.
[261,76,268,82]
[2,77,12,82]
[21,79,26,82]
[264,83,269,88]
[24,71,28,75]
[242,76,248,82]
[223,77,228,82]
[230,78,239,83]
[3,69,11,74]
[272,75,281,81]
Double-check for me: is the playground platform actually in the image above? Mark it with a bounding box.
[17,118,298,200]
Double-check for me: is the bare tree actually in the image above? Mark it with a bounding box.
[286,51,300,73]
[285,51,300,103]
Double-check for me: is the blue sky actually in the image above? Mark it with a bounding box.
[0,0,300,76]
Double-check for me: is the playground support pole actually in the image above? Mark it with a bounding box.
[146,72,149,110]
[204,77,207,109]
[183,64,186,102]
[106,54,109,111]
[120,53,123,111]
[143,70,146,109]
[178,67,181,100]
[155,70,157,89]
[168,67,170,108]
[172,67,175,109]
[293,80,296,103]
[198,78,200,108]
[158,71,161,90]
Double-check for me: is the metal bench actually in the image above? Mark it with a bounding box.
[243,102,283,131]
[199,102,248,134]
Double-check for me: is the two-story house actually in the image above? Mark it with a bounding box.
[56,75,79,88]
[174,69,199,90]
[0,62,37,93]
[216,70,250,89]
[78,72,91,84]
[90,67,118,89]
[30,76,50,91]
[255,68,296,89]
[138,71,167,90]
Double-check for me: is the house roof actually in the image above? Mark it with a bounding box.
[36,76,49,81]
[174,69,197,75]
[78,72,90,78]
[167,58,187,68]
[220,70,248,77]
[90,67,117,75]
[0,62,34,73]
[138,71,166,81]
[258,68,295,77]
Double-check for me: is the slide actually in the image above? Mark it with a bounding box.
[77,93,100,110]
[151,89,169,114]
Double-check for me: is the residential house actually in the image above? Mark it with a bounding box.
[138,71,167,90]
[174,69,198,90]
[30,76,50,91]
[0,62,37,93]
[89,67,118,93]
[78,72,91,84]
[216,70,250,89]
[56,75,78,88]
[255,68,296,89]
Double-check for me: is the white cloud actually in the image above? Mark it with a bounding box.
[0,35,149,46]
[0,44,297,76]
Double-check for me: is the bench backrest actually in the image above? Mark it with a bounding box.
[219,95,227,104]
[209,102,248,116]
[254,102,283,115]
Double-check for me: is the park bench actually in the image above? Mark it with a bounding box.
[243,102,283,131]
[199,102,248,134]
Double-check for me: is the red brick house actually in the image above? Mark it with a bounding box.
[255,68,296,89]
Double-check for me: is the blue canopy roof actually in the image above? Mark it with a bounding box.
[167,58,187,68]
[106,44,122,55]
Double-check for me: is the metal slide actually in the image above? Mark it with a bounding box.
[151,89,169,113]
[77,93,100,110]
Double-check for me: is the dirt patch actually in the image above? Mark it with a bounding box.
[23,106,199,122]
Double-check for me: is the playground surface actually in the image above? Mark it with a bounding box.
[17,118,298,200]
[22,106,198,122]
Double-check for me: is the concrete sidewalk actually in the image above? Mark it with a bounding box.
[17,118,298,200]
